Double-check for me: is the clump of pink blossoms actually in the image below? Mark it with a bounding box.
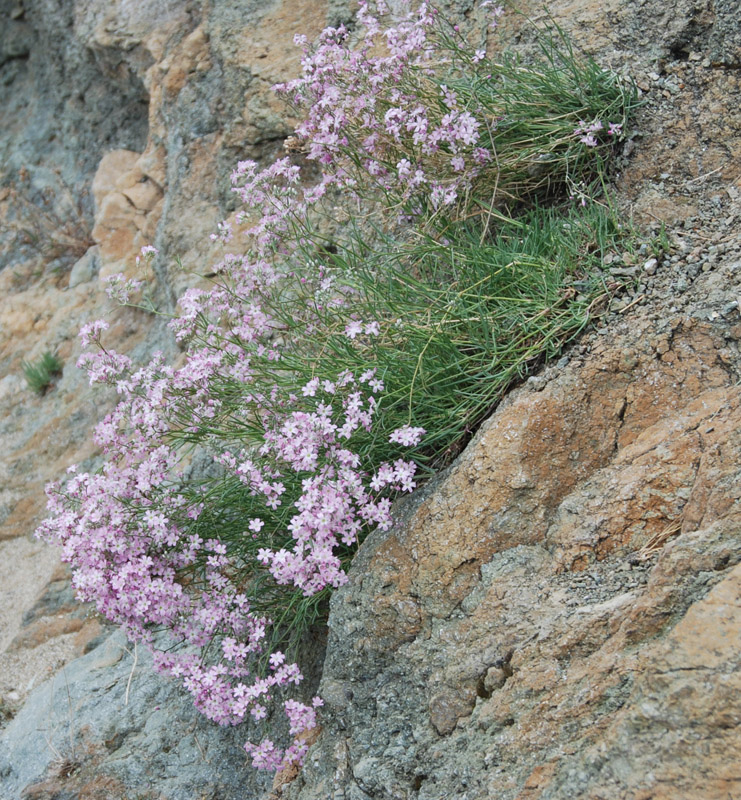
[270,0,502,219]
[38,0,545,774]
[39,235,424,769]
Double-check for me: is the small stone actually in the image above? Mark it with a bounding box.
[643,258,658,275]
[68,246,100,288]
[612,298,630,312]
[484,667,508,694]
[527,375,547,392]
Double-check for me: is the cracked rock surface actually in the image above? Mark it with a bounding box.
[282,247,741,800]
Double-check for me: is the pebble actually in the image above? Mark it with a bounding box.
[643,258,658,275]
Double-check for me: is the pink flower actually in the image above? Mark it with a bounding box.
[135,244,159,266]
[79,319,109,347]
[302,378,320,396]
[105,274,144,304]
[344,320,364,339]
[389,425,426,446]
[269,651,286,668]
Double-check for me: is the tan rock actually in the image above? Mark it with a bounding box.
[91,150,141,211]
[135,144,166,189]
[429,688,477,736]
[160,25,210,95]
[91,191,144,272]
[121,178,163,212]
[0,306,35,336]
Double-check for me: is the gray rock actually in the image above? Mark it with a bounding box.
[0,0,150,182]
[642,258,658,275]
[0,632,275,799]
[67,246,99,289]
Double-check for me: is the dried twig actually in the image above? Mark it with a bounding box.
[635,518,683,561]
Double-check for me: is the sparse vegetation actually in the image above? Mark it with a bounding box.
[22,351,63,395]
[1,167,94,274]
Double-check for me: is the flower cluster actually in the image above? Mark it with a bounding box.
[575,119,624,147]
[39,230,422,770]
[271,0,500,218]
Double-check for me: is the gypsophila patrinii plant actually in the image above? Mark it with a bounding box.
[272,0,638,231]
[22,351,63,395]
[37,1,640,773]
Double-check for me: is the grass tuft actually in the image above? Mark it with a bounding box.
[22,351,63,395]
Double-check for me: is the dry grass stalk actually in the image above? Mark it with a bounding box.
[635,518,683,561]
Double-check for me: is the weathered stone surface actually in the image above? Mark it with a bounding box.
[91,151,142,211]
[282,256,741,800]
[68,246,100,289]
[0,632,276,800]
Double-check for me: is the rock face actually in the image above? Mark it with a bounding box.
[0,632,276,800]
[284,277,741,800]
[1,0,740,798]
